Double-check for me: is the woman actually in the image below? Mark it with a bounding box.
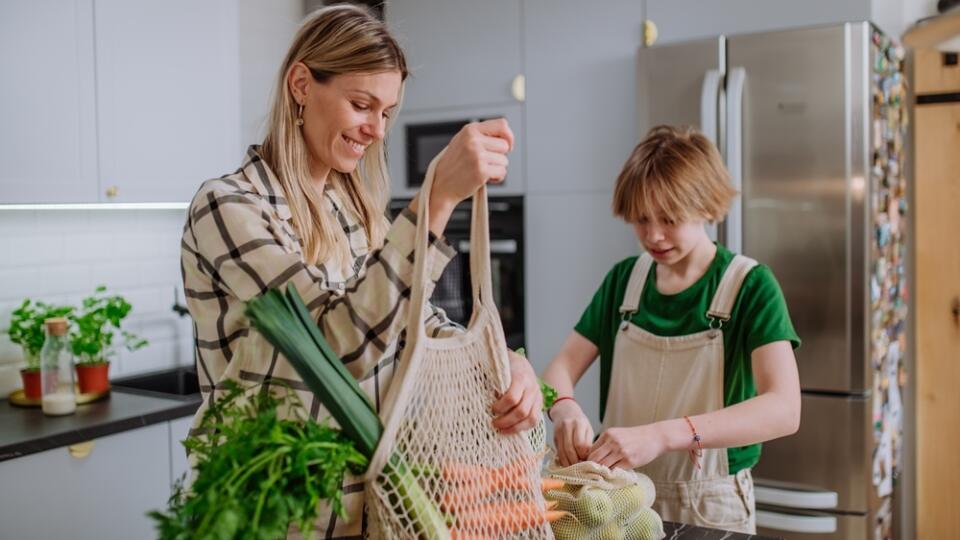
[180,5,542,537]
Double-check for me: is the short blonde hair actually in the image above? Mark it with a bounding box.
[613,125,737,224]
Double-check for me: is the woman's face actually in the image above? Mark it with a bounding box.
[291,66,401,179]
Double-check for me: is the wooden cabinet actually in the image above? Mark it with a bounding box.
[913,48,960,540]
[0,423,171,539]
[386,0,522,111]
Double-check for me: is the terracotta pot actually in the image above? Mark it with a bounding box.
[76,363,110,394]
[20,369,41,399]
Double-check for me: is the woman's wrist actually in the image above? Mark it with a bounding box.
[547,396,580,422]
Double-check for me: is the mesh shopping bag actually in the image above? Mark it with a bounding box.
[364,153,554,540]
[544,460,664,540]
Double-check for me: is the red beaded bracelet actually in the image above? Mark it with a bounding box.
[683,415,703,470]
[547,396,577,421]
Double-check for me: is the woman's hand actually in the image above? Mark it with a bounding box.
[587,424,667,470]
[491,349,542,434]
[432,118,514,207]
[550,400,594,467]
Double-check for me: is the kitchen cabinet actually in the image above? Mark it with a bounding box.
[524,191,637,427]
[169,415,193,488]
[93,0,241,203]
[386,0,523,111]
[0,422,171,539]
[523,0,645,193]
[0,0,99,203]
[913,48,960,540]
[0,0,241,205]
[644,0,886,45]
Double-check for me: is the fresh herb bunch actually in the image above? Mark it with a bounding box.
[5,299,73,369]
[149,380,368,540]
[69,285,147,364]
[514,347,558,411]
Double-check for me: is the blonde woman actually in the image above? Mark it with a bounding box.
[180,5,542,537]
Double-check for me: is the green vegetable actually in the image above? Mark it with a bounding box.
[514,347,558,411]
[69,285,147,365]
[149,380,366,540]
[246,284,450,539]
[4,299,73,368]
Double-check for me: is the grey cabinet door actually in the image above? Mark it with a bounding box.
[524,191,637,427]
[0,423,171,539]
[387,0,522,111]
[0,0,99,204]
[523,0,645,193]
[645,0,869,45]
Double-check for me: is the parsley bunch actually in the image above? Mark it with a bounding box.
[149,380,367,540]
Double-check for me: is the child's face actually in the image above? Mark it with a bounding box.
[632,214,711,266]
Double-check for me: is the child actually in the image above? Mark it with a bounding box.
[542,125,801,534]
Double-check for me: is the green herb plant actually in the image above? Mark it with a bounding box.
[69,286,147,365]
[4,299,73,370]
[149,380,367,540]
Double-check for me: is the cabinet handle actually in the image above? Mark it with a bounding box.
[511,74,525,102]
[68,441,95,459]
[105,185,119,198]
[643,20,658,47]
[951,296,959,326]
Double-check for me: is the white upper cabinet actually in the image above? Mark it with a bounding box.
[387,0,523,111]
[94,0,241,203]
[0,0,99,203]
[0,0,243,205]
[644,0,870,45]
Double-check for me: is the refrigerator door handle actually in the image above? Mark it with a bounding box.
[754,484,839,509]
[700,69,721,146]
[724,67,746,254]
[756,510,838,534]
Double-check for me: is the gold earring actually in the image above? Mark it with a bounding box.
[296,104,304,127]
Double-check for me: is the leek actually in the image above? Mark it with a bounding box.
[246,284,449,539]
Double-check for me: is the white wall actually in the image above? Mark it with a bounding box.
[0,209,192,394]
[874,0,940,39]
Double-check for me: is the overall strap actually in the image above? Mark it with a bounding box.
[706,254,758,323]
[618,253,655,318]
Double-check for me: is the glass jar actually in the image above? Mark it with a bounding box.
[40,317,76,416]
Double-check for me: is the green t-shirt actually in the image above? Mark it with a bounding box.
[574,244,800,474]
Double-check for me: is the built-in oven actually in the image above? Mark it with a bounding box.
[389,196,525,350]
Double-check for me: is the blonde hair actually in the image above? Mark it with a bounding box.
[261,4,407,267]
[613,125,737,224]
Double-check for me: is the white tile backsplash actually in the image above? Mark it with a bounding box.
[0,208,192,395]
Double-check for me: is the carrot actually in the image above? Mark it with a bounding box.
[451,501,569,535]
[541,477,565,493]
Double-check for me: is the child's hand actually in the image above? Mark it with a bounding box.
[551,400,594,467]
[587,424,666,470]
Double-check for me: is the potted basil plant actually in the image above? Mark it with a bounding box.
[5,300,74,399]
[69,286,148,393]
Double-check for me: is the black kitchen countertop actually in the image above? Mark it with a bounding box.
[0,388,200,462]
[664,521,780,539]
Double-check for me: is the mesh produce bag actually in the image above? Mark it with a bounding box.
[364,154,553,540]
[544,460,664,540]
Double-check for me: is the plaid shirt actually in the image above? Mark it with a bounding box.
[180,146,463,538]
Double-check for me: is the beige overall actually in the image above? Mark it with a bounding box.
[601,253,759,534]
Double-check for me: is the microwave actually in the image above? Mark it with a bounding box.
[386,103,524,198]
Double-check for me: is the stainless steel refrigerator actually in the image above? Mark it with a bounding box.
[637,22,909,540]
